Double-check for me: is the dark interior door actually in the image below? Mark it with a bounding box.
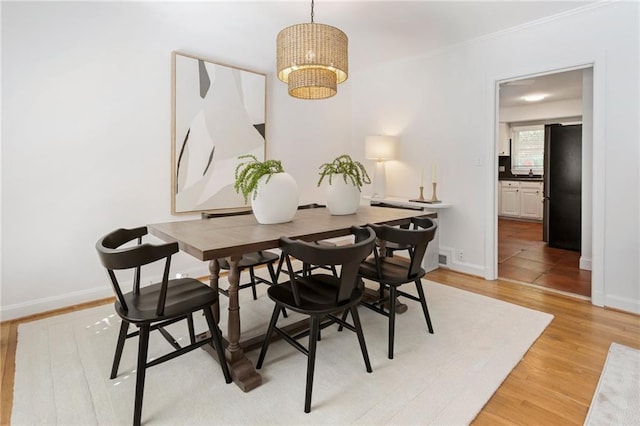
[544,124,582,251]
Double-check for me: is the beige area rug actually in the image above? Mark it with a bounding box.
[584,342,640,425]
[12,279,553,425]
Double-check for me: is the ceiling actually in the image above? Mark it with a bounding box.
[305,1,596,72]
[499,69,585,108]
[151,1,595,72]
[148,1,594,103]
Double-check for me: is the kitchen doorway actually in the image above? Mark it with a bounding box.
[496,68,593,298]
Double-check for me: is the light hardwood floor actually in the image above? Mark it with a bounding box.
[2,270,639,425]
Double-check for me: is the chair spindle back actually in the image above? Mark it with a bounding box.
[368,216,437,278]
[280,226,376,305]
[96,226,179,316]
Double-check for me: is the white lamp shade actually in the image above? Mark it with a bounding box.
[365,135,397,160]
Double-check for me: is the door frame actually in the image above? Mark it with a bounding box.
[486,59,605,307]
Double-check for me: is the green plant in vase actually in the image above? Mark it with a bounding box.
[317,154,371,215]
[317,154,371,191]
[234,154,285,204]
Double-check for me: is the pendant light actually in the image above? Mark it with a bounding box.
[276,0,348,100]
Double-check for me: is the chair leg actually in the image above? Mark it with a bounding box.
[110,320,129,379]
[203,307,232,384]
[275,254,285,280]
[248,267,258,300]
[256,303,282,369]
[337,309,349,332]
[414,280,434,334]
[350,307,372,373]
[388,286,397,360]
[266,262,278,285]
[133,325,150,426]
[266,262,288,318]
[187,314,196,344]
[305,316,320,413]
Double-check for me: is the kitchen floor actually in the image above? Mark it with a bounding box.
[498,218,591,297]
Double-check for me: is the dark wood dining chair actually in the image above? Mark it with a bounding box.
[202,210,280,300]
[256,225,376,413]
[370,202,423,257]
[357,216,437,359]
[96,226,231,426]
[274,203,338,279]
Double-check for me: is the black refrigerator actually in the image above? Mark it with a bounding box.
[543,124,582,251]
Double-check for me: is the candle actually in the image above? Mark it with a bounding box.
[432,163,437,183]
[420,168,424,186]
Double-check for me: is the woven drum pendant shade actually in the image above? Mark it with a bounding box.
[277,22,348,100]
[289,68,337,99]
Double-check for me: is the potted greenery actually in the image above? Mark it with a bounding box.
[234,154,298,224]
[317,154,371,215]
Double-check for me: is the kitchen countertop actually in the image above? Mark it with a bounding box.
[499,176,544,182]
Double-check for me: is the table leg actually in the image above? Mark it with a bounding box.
[208,259,220,324]
[225,255,262,391]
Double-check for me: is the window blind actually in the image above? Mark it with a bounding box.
[511,125,544,175]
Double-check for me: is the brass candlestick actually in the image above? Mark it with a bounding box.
[430,182,439,202]
[417,186,425,201]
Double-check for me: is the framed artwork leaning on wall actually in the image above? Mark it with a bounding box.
[171,51,266,214]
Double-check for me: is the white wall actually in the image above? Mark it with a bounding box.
[0,2,351,319]
[267,74,354,205]
[351,2,639,313]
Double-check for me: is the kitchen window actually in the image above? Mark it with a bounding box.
[511,125,544,175]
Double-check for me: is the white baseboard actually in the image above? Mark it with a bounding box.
[438,246,455,268]
[437,245,484,276]
[591,289,605,307]
[449,261,485,277]
[1,265,211,321]
[604,294,640,315]
[579,256,593,271]
[0,286,113,321]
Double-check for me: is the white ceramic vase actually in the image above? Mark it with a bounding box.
[251,172,299,224]
[324,177,361,215]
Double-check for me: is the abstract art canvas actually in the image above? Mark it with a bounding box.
[172,52,266,214]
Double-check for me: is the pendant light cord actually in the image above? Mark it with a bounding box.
[310,0,315,23]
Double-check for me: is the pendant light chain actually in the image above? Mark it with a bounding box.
[310,0,314,23]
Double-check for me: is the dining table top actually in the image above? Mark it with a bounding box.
[148,205,436,261]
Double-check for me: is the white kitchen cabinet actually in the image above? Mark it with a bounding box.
[498,122,511,156]
[519,182,544,219]
[499,180,543,220]
[499,181,520,216]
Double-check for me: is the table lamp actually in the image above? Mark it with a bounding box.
[365,135,397,198]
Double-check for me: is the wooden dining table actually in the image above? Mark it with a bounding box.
[148,205,435,392]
